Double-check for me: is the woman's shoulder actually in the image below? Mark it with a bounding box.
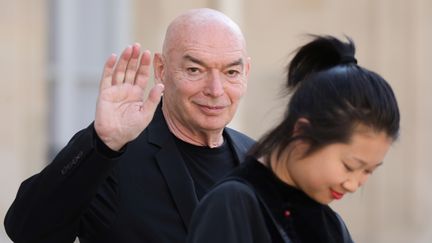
[191,178,266,230]
[188,178,271,243]
[203,179,258,204]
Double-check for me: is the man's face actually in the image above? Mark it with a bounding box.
[158,26,250,137]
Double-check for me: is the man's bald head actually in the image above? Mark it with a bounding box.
[152,8,250,147]
[162,8,247,57]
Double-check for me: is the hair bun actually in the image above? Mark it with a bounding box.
[286,35,356,89]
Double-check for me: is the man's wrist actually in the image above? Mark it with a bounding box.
[92,126,125,158]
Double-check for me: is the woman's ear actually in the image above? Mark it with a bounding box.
[293,118,310,137]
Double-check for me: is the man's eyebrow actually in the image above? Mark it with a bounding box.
[225,59,244,68]
[183,55,244,69]
[183,55,206,66]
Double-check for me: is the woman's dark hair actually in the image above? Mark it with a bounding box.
[249,35,400,162]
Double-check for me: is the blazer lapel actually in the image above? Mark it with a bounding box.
[148,105,198,228]
[155,139,198,228]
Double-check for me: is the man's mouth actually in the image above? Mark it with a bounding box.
[196,103,227,115]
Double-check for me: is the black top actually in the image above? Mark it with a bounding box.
[175,137,237,199]
[188,157,353,243]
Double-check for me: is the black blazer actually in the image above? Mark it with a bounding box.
[4,105,255,243]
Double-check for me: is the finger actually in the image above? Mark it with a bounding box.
[141,83,164,117]
[124,43,141,85]
[100,54,117,90]
[112,45,133,85]
[134,50,152,90]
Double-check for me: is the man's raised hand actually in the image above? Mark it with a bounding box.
[94,43,164,151]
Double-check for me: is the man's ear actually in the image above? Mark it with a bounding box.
[293,118,310,137]
[153,53,165,84]
[245,57,251,80]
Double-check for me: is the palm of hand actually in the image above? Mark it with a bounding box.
[94,44,164,151]
[96,84,148,148]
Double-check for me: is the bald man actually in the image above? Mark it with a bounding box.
[5,8,254,243]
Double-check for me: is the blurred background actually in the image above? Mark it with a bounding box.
[1,0,431,242]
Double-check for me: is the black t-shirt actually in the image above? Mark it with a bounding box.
[174,136,237,199]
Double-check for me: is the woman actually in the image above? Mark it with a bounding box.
[187,35,400,243]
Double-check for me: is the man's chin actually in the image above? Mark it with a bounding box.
[198,120,230,132]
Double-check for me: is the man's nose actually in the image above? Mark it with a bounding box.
[203,70,224,97]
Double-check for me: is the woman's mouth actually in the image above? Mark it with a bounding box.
[330,189,344,200]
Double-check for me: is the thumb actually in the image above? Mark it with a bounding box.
[141,83,164,114]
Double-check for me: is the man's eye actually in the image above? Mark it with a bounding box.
[187,67,201,74]
[226,70,240,77]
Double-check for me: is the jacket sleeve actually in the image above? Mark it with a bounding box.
[187,181,271,243]
[4,124,121,243]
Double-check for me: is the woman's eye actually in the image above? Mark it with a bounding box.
[343,163,354,172]
[364,169,373,175]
